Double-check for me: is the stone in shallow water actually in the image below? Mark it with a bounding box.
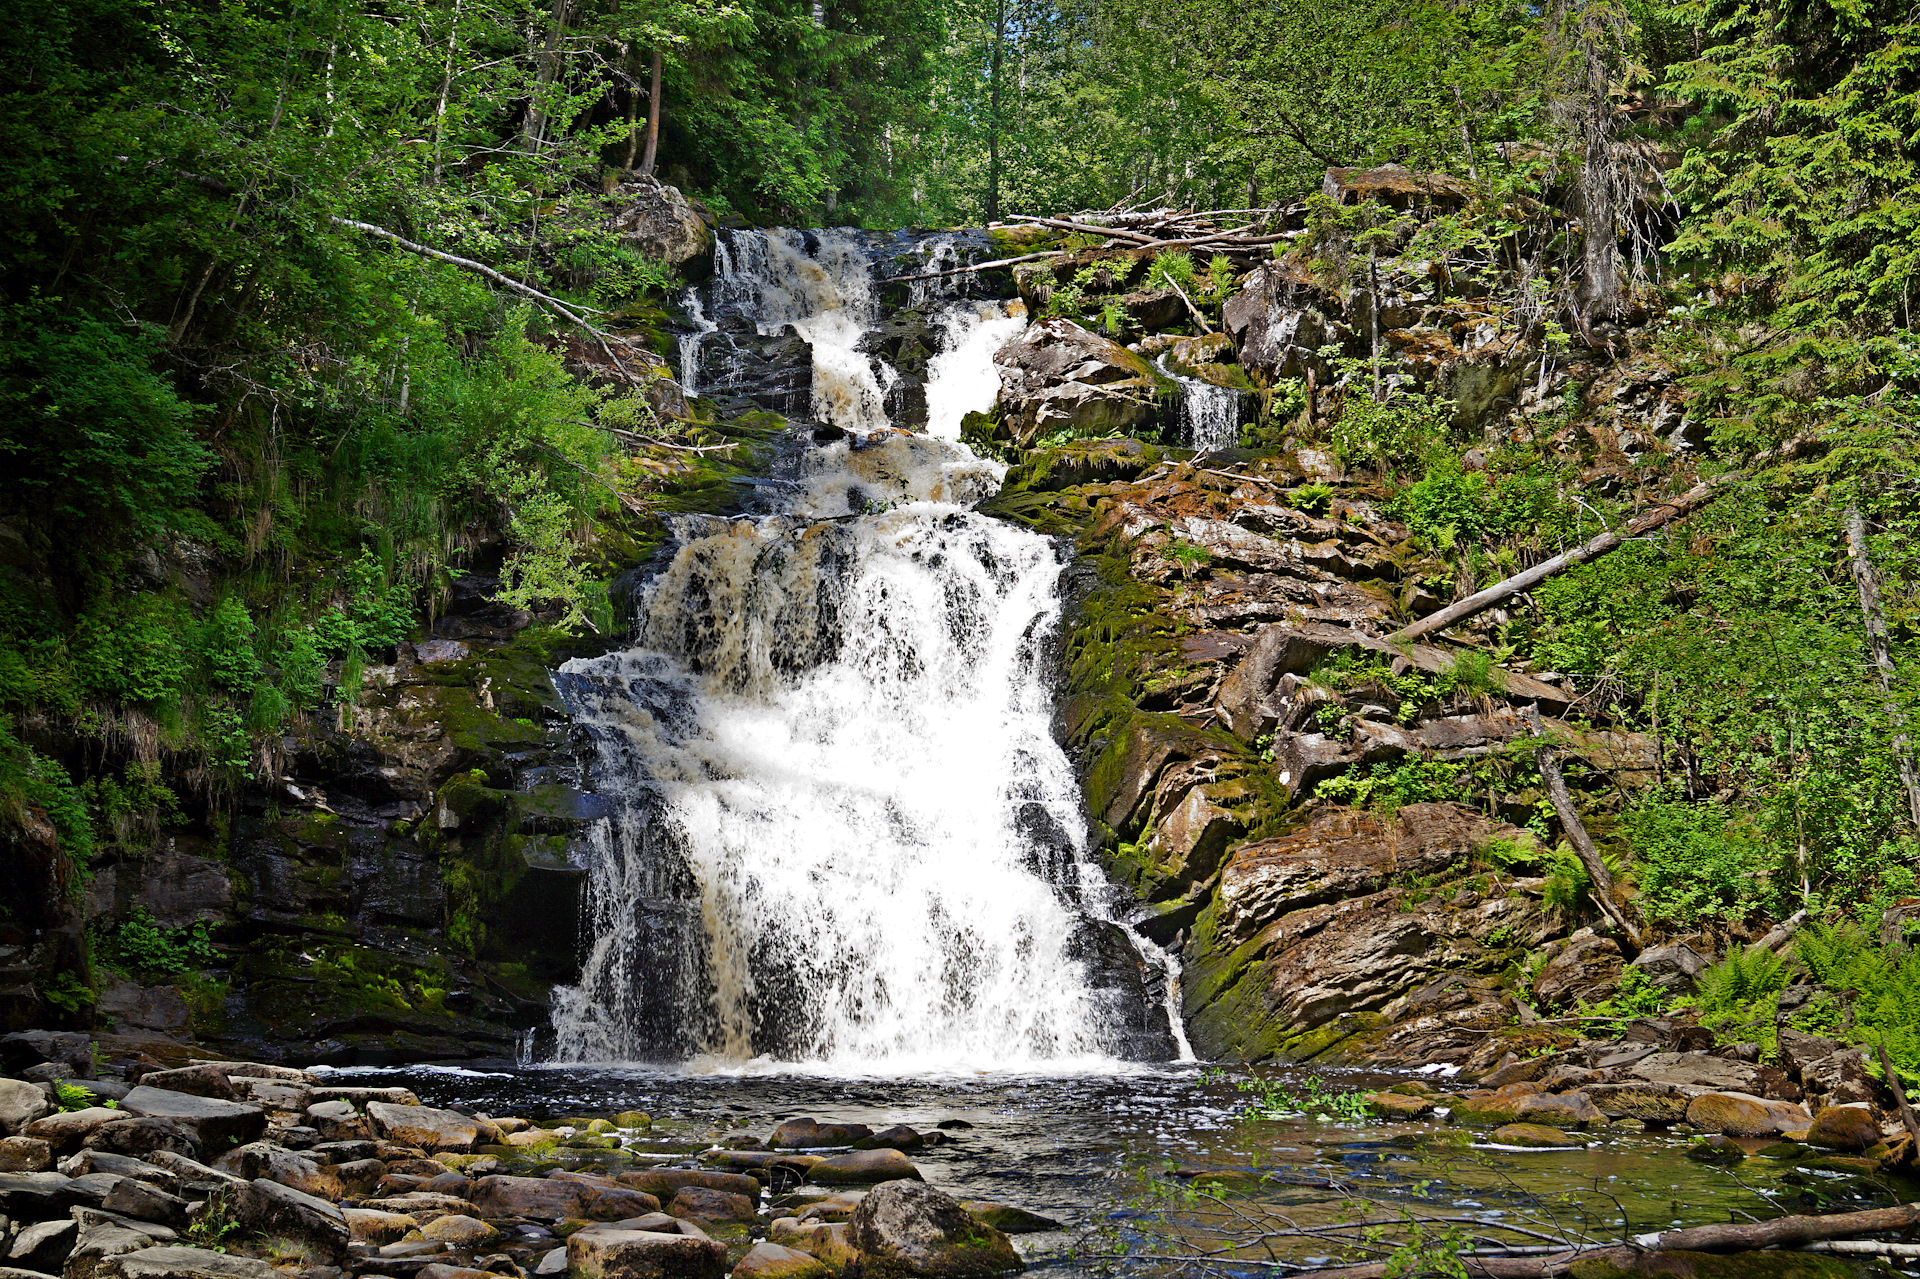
[1490,1123,1572,1148]
[732,1242,829,1279]
[1804,1104,1881,1152]
[960,1203,1060,1234]
[1366,1092,1434,1120]
[847,1181,1023,1277]
[808,1150,920,1186]
[1684,1135,1747,1166]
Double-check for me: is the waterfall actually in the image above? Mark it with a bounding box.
[1155,355,1243,452]
[924,299,1028,442]
[552,233,1170,1072]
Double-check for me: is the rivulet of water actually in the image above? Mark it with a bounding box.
[925,298,1029,441]
[1157,355,1244,452]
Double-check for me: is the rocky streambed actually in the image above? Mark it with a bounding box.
[3,1029,1916,1279]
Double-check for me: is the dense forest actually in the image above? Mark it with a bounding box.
[7,0,1920,1075]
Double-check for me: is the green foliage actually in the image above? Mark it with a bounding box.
[1210,1069,1372,1122]
[1621,798,1781,924]
[1315,757,1476,810]
[99,908,220,979]
[1164,541,1213,570]
[1690,943,1793,1049]
[198,598,260,698]
[1292,482,1335,516]
[55,1082,116,1113]
[187,1185,240,1252]
[1573,966,1670,1037]
[1326,382,1455,475]
[36,971,93,1014]
[1795,920,1920,1078]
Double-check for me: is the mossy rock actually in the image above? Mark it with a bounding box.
[612,1111,652,1129]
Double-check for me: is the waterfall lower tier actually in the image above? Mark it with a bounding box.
[1160,357,1244,452]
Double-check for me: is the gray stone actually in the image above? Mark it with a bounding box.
[234,1178,348,1263]
[0,1171,78,1217]
[566,1224,727,1279]
[303,1102,366,1143]
[362,1104,476,1154]
[8,1219,77,1271]
[730,1243,828,1279]
[993,318,1160,446]
[1628,943,1711,994]
[116,1092,262,1156]
[24,1111,125,1155]
[61,1224,153,1279]
[846,1180,1023,1277]
[80,1120,199,1162]
[94,987,190,1038]
[211,1143,334,1199]
[0,1137,53,1173]
[605,179,715,270]
[0,1080,53,1137]
[808,1150,922,1186]
[99,1182,190,1231]
[93,1246,281,1279]
[60,1152,175,1186]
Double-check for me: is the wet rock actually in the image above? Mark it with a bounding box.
[363,1104,478,1154]
[994,318,1160,446]
[213,1143,337,1198]
[8,1218,76,1271]
[767,1221,858,1276]
[1683,1092,1808,1137]
[1684,1136,1747,1166]
[767,1120,872,1150]
[854,1126,924,1152]
[1513,1092,1606,1130]
[420,1215,500,1247]
[1797,1047,1883,1107]
[1448,1085,1545,1127]
[0,1078,53,1135]
[0,1135,52,1171]
[846,1180,1023,1278]
[1804,1105,1882,1152]
[1490,1124,1571,1148]
[566,1223,727,1279]
[960,1204,1058,1235]
[94,1247,282,1279]
[468,1175,587,1220]
[808,1150,922,1186]
[117,1090,263,1155]
[1627,1053,1795,1099]
[1366,1093,1434,1120]
[668,1187,758,1225]
[234,1178,350,1263]
[731,1242,829,1279]
[618,1170,761,1201]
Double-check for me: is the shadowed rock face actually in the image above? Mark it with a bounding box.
[993,318,1162,446]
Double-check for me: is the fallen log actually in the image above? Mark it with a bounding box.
[1631,1202,1920,1252]
[1387,438,1808,645]
[1525,704,1643,953]
[884,250,1060,283]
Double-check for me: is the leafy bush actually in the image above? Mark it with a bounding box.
[1622,799,1782,924]
[1292,482,1335,515]
[100,907,220,977]
[198,597,260,697]
[1690,943,1793,1050]
[1208,1069,1371,1122]
[1795,920,1920,1078]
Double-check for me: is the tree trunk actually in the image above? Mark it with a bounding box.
[985,0,1006,222]
[1387,438,1808,644]
[638,46,662,177]
[621,44,641,171]
[1526,706,1642,953]
[520,0,573,153]
[431,0,465,183]
[1845,503,1920,833]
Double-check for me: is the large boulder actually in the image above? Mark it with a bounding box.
[567,1222,727,1279]
[0,1136,52,1172]
[1531,933,1624,1009]
[1683,1092,1808,1138]
[809,1150,922,1186]
[1627,943,1711,995]
[731,1242,830,1279]
[234,1178,349,1263]
[620,1170,761,1201]
[82,1118,199,1161]
[846,1180,1023,1278]
[768,1119,871,1149]
[993,319,1160,446]
[63,1225,161,1279]
[1222,261,1337,379]
[1804,1105,1882,1152]
[363,1102,478,1153]
[116,1090,263,1155]
[94,1247,281,1279]
[24,1108,123,1154]
[605,177,714,270]
[0,1078,53,1136]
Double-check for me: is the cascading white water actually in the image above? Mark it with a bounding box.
[924,299,1029,441]
[704,229,893,431]
[549,233,1172,1072]
[1159,357,1243,452]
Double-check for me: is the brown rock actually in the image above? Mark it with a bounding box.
[993,318,1160,446]
[1532,934,1623,1009]
[566,1224,726,1279]
[1684,1092,1809,1137]
[132,1069,237,1103]
[767,1221,859,1277]
[846,1180,1023,1278]
[669,1187,758,1224]
[767,1120,872,1149]
[420,1215,500,1247]
[0,1079,53,1137]
[25,1108,124,1154]
[1580,1082,1694,1125]
[619,1170,761,1201]
[1366,1092,1434,1120]
[1804,1105,1882,1152]
[343,1208,418,1245]
[0,1135,53,1172]
[94,1245,281,1279]
[468,1174,587,1220]
[1491,1124,1573,1148]
[731,1242,829,1279]
[1514,1092,1606,1130]
[364,1103,479,1154]
[808,1150,921,1185]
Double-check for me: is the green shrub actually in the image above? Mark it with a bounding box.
[1795,920,1920,1078]
[199,596,260,696]
[1690,943,1793,1050]
[1621,799,1781,923]
[1292,482,1335,515]
[99,907,219,978]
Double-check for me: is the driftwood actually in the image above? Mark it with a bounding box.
[1525,704,1643,953]
[1757,908,1808,952]
[1632,1202,1920,1252]
[1846,503,1920,831]
[1388,439,1807,645]
[1877,1044,1920,1156]
[884,250,1060,283]
[328,216,608,331]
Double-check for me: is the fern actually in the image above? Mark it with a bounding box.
[1690,944,1793,1050]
